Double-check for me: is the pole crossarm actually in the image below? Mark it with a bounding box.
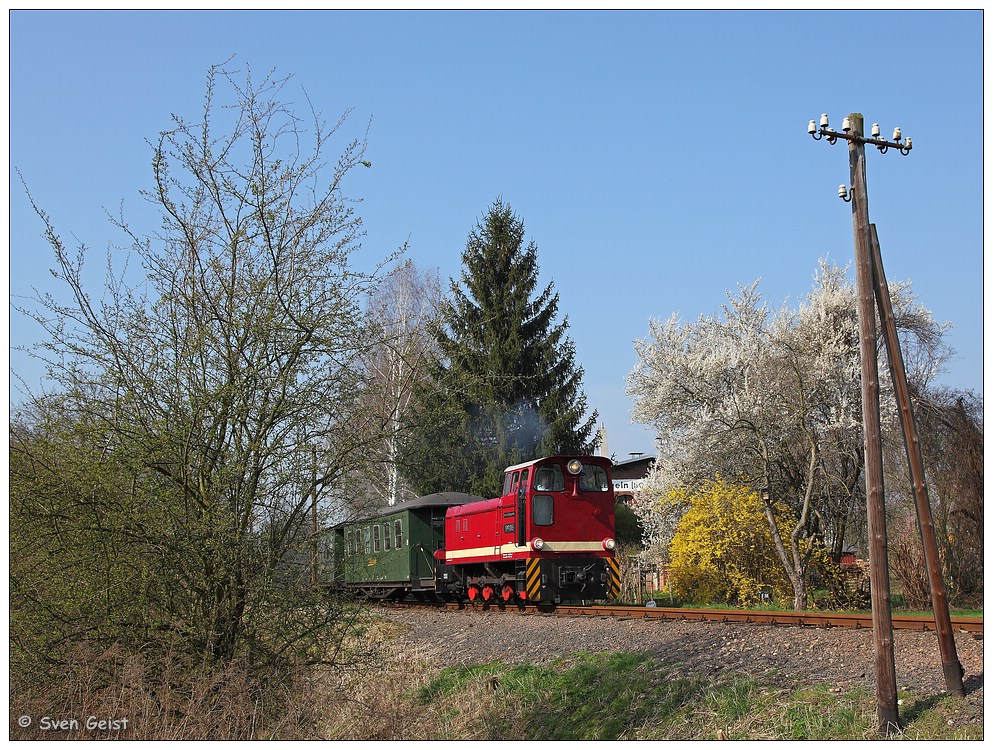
[810,128,912,154]
[809,114,912,155]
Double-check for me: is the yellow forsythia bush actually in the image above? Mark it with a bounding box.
[666,479,790,607]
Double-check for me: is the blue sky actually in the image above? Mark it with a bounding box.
[9,10,984,457]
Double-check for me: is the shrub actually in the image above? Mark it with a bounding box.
[666,480,790,607]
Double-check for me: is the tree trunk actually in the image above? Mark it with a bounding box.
[792,578,807,611]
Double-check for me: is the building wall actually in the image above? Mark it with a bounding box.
[611,456,654,504]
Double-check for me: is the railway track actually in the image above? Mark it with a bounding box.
[395,601,983,635]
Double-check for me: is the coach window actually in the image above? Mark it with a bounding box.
[384,522,392,551]
[395,519,403,548]
[373,525,381,553]
[364,527,371,555]
[346,531,353,556]
[532,494,554,526]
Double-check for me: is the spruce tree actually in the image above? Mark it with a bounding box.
[404,198,597,496]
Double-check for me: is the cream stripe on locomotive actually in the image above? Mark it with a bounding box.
[444,541,607,560]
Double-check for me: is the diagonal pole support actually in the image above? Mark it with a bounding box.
[868,224,966,697]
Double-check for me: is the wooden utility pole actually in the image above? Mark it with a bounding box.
[810,112,966,730]
[845,113,900,734]
[869,224,965,697]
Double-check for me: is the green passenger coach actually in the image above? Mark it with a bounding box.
[329,492,484,599]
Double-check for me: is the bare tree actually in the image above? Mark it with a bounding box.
[888,388,983,607]
[360,259,441,507]
[14,63,385,664]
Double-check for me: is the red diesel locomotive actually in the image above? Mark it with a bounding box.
[434,455,621,604]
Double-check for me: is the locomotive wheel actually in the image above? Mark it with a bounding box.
[501,584,515,602]
[481,585,495,601]
[468,585,479,601]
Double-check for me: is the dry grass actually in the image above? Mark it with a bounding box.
[318,619,449,740]
[9,643,322,740]
[8,614,440,741]
[316,616,516,740]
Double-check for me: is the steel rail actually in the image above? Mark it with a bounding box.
[420,602,983,635]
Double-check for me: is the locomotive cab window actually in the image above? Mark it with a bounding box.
[532,494,554,526]
[502,471,515,496]
[534,464,565,492]
[580,464,610,492]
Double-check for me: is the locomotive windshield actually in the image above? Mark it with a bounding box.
[531,461,609,493]
[533,464,565,492]
[579,464,610,492]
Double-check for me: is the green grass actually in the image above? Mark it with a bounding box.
[412,651,982,740]
[417,652,702,740]
[898,608,983,619]
[779,685,869,739]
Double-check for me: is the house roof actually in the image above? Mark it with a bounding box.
[610,455,656,481]
[611,454,655,469]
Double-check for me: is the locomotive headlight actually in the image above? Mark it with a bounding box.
[602,537,617,551]
[566,459,583,475]
[530,537,545,551]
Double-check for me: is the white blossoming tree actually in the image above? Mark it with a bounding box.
[628,260,949,610]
